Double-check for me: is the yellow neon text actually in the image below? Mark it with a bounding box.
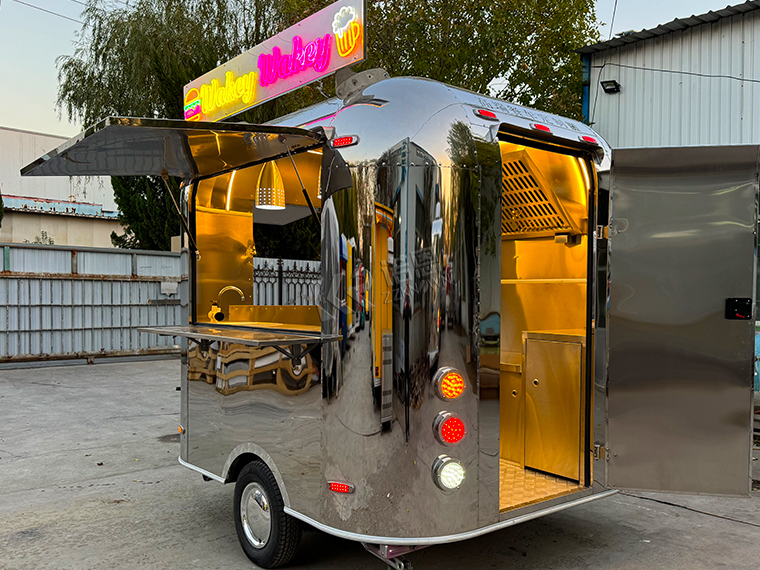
[199,71,258,116]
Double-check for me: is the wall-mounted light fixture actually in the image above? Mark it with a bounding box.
[255,161,286,210]
[601,80,621,94]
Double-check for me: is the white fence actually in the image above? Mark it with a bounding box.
[0,243,183,363]
[0,243,321,363]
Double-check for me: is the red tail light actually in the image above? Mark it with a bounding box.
[579,135,598,144]
[331,135,360,148]
[530,123,552,133]
[434,412,466,445]
[328,481,355,494]
[474,109,498,121]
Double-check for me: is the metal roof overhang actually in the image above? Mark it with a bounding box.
[578,0,760,55]
[21,117,326,181]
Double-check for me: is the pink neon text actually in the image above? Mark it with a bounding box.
[258,34,332,87]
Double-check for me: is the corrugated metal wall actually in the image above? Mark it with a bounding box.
[0,243,321,362]
[588,9,760,148]
[0,243,183,362]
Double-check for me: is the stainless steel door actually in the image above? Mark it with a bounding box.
[606,146,757,496]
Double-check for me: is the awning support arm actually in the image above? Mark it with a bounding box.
[162,174,200,259]
[282,136,321,228]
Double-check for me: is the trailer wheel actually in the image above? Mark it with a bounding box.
[234,460,301,568]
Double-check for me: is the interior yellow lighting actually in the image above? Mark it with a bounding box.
[255,161,286,210]
[576,157,590,191]
[226,170,236,211]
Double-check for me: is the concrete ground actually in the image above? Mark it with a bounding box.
[0,360,758,570]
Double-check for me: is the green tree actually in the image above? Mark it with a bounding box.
[109,176,181,250]
[57,0,598,249]
[365,0,598,118]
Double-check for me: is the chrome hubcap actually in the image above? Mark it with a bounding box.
[240,482,271,549]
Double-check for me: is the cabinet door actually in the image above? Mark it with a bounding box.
[606,146,755,496]
[525,340,582,480]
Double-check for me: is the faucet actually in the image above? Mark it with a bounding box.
[208,286,246,322]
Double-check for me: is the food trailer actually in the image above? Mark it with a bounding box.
[20,2,757,568]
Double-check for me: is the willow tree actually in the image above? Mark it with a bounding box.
[57,0,329,251]
[57,0,598,250]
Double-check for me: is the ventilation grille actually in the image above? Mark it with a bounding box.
[501,150,578,238]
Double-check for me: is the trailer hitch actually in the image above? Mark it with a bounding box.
[362,543,424,570]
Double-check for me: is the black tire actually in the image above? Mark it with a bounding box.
[233,460,302,568]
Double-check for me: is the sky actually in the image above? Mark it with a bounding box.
[0,0,740,138]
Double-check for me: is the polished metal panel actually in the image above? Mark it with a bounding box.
[523,332,584,481]
[284,489,618,546]
[139,324,339,347]
[184,337,323,518]
[21,117,323,178]
[607,145,757,495]
[21,75,616,542]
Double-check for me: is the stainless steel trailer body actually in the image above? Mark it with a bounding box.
[22,77,756,568]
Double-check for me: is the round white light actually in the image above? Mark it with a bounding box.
[433,455,465,491]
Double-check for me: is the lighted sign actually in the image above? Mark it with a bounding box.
[184,0,365,122]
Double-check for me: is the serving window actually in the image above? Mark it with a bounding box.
[192,150,323,332]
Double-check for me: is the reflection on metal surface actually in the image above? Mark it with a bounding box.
[241,482,272,549]
[26,76,625,543]
[499,460,584,512]
[21,117,324,178]
[188,342,317,396]
[607,146,756,496]
[283,490,619,546]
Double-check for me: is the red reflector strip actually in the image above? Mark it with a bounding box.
[474,108,498,121]
[579,135,598,144]
[331,135,359,148]
[328,481,355,494]
[530,123,552,133]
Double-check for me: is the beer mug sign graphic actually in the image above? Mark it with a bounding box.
[333,6,362,57]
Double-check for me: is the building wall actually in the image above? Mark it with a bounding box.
[0,211,122,248]
[587,9,760,148]
[0,126,116,210]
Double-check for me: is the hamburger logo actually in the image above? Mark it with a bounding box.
[184,88,202,121]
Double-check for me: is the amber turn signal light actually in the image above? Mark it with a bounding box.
[433,367,466,400]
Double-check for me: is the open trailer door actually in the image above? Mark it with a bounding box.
[21,116,324,179]
[604,145,756,496]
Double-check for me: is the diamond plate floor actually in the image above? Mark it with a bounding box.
[499,459,584,512]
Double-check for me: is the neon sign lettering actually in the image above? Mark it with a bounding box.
[184,71,258,120]
[333,6,362,57]
[184,0,365,122]
[257,35,332,87]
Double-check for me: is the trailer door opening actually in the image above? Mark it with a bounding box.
[498,139,594,512]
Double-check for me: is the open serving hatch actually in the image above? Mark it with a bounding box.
[21,116,338,350]
[21,117,325,179]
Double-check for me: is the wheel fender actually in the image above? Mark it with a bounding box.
[222,443,291,508]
